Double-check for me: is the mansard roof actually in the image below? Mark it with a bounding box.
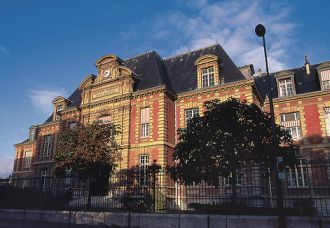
[163,44,245,93]
[254,62,326,100]
[123,51,172,91]
[44,43,244,123]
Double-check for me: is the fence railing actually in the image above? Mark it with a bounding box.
[2,159,330,217]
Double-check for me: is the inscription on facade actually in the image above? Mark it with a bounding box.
[92,86,119,99]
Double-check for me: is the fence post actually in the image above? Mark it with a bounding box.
[22,188,26,226]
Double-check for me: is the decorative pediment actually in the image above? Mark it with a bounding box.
[194,54,219,65]
[94,54,138,84]
[317,61,330,71]
[95,54,124,67]
[274,70,295,78]
[79,74,96,90]
[52,96,69,105]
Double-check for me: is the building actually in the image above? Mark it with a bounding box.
[12,44,330,188]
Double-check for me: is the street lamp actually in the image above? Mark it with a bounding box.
[255,24,286,228]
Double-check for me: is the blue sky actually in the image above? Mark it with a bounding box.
[0,0,329,177]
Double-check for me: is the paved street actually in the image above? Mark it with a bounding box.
[0,220,124,228]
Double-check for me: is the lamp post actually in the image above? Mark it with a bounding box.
[255,24,286,228]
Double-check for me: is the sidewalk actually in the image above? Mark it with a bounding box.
[0,219,124,228]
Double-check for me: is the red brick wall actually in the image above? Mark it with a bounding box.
[152,99,159,141]
[166,98,175,144]
[304,104,322,144]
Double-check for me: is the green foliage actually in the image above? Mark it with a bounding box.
[170,98,299,186]
[54,121,121,178]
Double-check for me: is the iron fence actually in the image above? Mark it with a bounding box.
[2,159,330,217]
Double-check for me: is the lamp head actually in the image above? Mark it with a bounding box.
[255,24,266,37]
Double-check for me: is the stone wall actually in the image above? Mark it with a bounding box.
[1,209,329,228]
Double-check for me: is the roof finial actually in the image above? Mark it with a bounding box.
[304,55,310,76]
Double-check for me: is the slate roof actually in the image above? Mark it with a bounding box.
[254,63,323,100]
[164,44,245,93]
[43,43,244,124]
[15,138,33,145]
[123,51,172,91]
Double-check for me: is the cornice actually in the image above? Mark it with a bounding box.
[33,160,55,165]
[12,171,34,174]
[90,76,126,89]
[37,120,60,128]
[81,94,131,109]
[300,143,330,150]
[60,106,79,115]
[177,79,255,100]
[132,85,167,98]
[130,140,174,148]
[14,140,35,147]
[266,89,330,104]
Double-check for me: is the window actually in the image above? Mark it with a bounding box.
[139,155,149,186]
[224,171,242,186]
[29,127,36,141]
[22,178,29,188]
[280,112,302,140]
[69,122,78,130]
[40,169,48,191]
[54,105,63,121]
[43,135,52,157]
[202,67,215,87]
[287,159,308,188]
[56,105,63,112]
[185,108,199,126]
[140,107,150,137]
[23,151,32,168]
[278,78,294,97]
[325,107,330,136]
[320,69,330,90]
[40,169,48,178]
[98,115,112,124]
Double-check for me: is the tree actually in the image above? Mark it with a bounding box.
[169,98,299,205]
[54,121,121,207]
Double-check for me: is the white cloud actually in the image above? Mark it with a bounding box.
[28,87,67,115]
[0,154,14,178]
[153,0,296,72]
[0,44,9,56]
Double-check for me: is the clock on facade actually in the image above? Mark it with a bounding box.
[103,69,111,78]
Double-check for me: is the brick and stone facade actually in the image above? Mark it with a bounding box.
[12,44,330,182]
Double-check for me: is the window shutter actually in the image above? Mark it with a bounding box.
[321,70,330,81]
[141,108,150,124]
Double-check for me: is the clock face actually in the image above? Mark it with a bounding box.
[103,69,111,78]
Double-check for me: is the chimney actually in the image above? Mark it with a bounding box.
[239,64,255,79]
[304,55,310,76]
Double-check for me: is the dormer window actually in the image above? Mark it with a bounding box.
[29,126,36,141]
[194,54,221,89]
[202,67,215,87]
[320,69,330,90]
[52,96,70,121]
[278,78,294,97]
[275,71,296,98]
